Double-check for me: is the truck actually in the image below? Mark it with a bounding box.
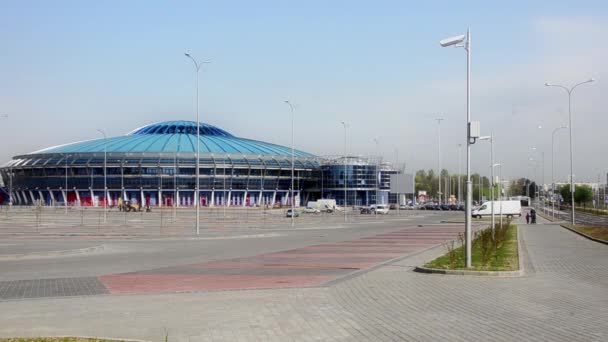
[472,200,522,219]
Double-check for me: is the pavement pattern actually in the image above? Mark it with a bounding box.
[1,220,607,341]
[0,224,463,299]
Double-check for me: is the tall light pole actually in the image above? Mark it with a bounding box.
[552,126,568,220]
[479,134,495,229]
[457,144,462,205]
[341,121,348,223]
[435,117,444,205]
[441,28,473,267]
[545,78,595,225]
[373,138,380,214]
[184,52,209,235]
[64,153,70,214]
[97,129,107,223]
[285,101,296,227]
[1,115,12,208]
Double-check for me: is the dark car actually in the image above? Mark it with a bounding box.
[458,205,465,211]
[448,205,458,211]
[360,208,372,214]
[440,204,450,211]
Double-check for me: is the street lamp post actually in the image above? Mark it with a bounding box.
[97,129,107,223]
[479,134,495,230]
[8,164,13,208]
[440,28,473,267]
[551,126,567,220]
[285,101,296,228]
[374,138,380,217]
[545,78,595,225]
[435,118,444,205]
[184,52,209,235]
[341,121,348,223]
[457,144,462,205]
[1,115,12,208]
[64,154,69,214]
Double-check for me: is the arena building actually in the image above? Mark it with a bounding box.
[0,120,403,208]
[0,121,319,208]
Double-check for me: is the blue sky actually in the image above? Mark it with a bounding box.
[1,0,607,182]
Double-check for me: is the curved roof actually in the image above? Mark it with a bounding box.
[30,121,316,158]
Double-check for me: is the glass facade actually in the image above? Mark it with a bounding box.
[315,157,402,206]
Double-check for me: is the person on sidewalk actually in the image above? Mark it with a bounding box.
[526,212,530,224]
[531,208,537,224]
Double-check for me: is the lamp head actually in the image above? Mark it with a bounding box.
[440,34,466,47]
[544,82,551,86]
[184,52,191,57]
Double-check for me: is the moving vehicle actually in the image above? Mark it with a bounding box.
[306,199,336,213]
[371,204,390,214]
[303,207,320,214]
[360,207,372,214]
[119,200,141,212]
[286,209,300,217]
[472,200,522,219]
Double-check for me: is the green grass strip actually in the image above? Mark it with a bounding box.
[424,224,519,271]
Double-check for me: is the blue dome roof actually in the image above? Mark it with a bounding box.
[31,121,316,158]
[128,120,234,137]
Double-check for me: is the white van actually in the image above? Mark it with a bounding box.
[472,200,521,219]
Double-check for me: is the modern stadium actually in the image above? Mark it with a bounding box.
[0,120,402,208]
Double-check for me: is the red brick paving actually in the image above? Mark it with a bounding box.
[100,274,334,294]
[98,225,463,295]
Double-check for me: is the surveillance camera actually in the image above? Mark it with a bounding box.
[440,34,466,47]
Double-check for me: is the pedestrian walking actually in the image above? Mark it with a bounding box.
[526,212,530,224]
[531,208,537,224]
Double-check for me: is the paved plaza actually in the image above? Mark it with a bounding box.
[0,211,606,341]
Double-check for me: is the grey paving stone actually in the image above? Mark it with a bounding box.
[0,276,108,300]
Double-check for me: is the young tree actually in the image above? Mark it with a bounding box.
[574,185,593,205]
[559,185,593,206]
[559,184,571,203]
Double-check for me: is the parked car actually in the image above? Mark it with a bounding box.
[440,204,450,211]
[286,209,300,217]
[448,204,458,211]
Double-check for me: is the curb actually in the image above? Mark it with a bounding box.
[413,225,525,277]
[0,245,106,261]
[6,336,147,342]
[559,224,608,245]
